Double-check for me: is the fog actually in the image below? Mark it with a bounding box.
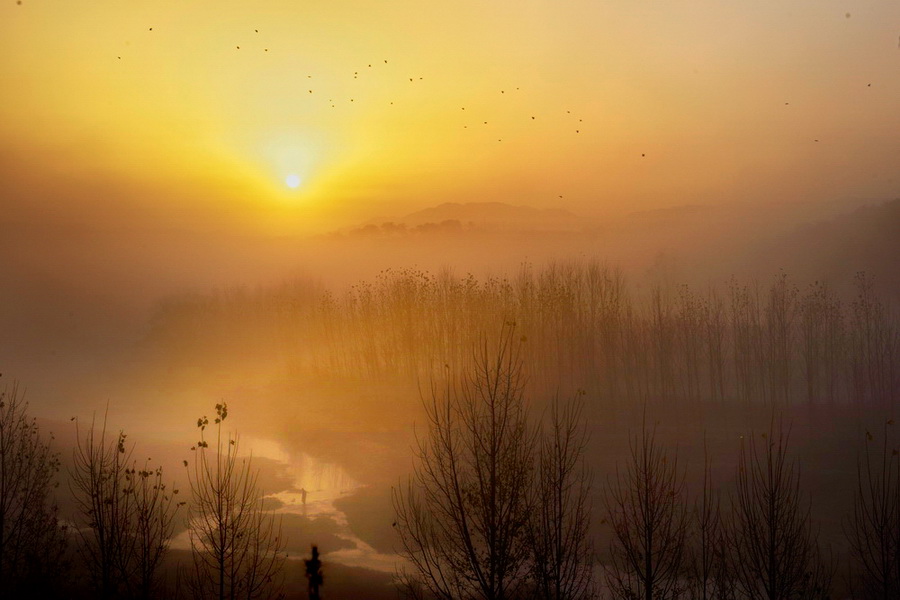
[2,189,899,596]
[6,194,897,424]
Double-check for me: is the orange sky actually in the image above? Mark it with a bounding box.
[2,0,899,236]
[1,0,899,455]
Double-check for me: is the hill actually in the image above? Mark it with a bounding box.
[350,201,584,235]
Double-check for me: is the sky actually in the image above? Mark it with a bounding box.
[2,0,898,238]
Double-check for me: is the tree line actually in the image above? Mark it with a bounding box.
[143,264,899,412]
[393,327,900,600]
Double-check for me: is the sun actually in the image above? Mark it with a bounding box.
[285,174,301,189]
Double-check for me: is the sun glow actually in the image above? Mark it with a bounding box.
[285,174,301,188]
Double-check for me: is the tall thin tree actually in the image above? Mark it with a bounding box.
[0,381,68,599]
[529,391,596,600]
[845,420,900,599]
[393,326,534,600]
[728,418,832,600]
[604,415,687,600]
[687,435,733,600]
[71,411,179,600]
[186,402,285,600]
[71,414,135,599]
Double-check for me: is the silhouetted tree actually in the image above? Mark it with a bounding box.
[186,402,285,600]
[729,279,766,405]
[72,412,179,599]
[649,284,677,401]
[765,272,798,405]
[702,288,728,404]
[71,415,132,599]
[393,326,534,600]
[687,437,733,600]
[0,381,68,599]
[128,462,181,600]
[528,392,596,600]
[604,416,687,600]
[728,419,832,600]
[799,281,845,407]
[845,421,900,599]
[848,272,899,412]
[674,284,703,402]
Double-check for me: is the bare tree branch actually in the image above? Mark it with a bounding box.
[185,403,285,600]
[393,325,534,600]
[604,413,687,600]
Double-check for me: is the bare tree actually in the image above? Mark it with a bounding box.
[0,381,68,599]
[529,392,596,600]
[675,284,704,403]
[702,288,729,404]
[765,273,798,405]
[128,462,181,600]
[799,281,846,407]
[71,412,179,600]
[849,272,899,413]
[728,419,832,600]
[604,416,687,600]
[186,402,285,600]
[729,279,766,405]
[393,327,534,600]
[71,414,134,599]
[687,436,734,600]
[649,284,677,401]
[845,421,900,599]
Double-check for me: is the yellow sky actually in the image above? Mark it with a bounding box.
[2,0,899,235]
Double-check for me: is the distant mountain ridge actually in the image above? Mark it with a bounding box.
[323,197,899,299]
[763,197,900,298]
[382,201,583,232]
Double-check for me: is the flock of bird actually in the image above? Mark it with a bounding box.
[11,3,894,157]
[108,25,606,149]
[109,21,888,155]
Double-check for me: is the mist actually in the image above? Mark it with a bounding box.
[3,192,899,590]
